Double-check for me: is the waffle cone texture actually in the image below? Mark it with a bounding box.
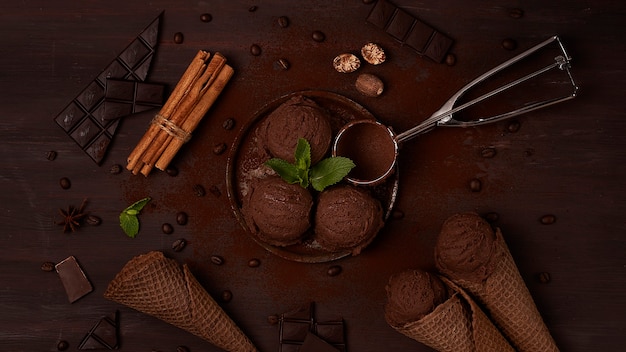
[390,275,514,352]
[104,251,257,352]
[438,229,559,352]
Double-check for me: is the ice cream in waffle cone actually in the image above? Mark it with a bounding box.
[435,212,559,352]
[104,251,257,352]
[384,269,514,352]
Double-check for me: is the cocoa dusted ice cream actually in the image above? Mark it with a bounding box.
[314,185,384,255]
[384,269,448,326]
[261,95,332,164]
[242,176,313,247]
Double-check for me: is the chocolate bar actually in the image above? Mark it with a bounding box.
[366,0,453,63]
[54,13,161,164]
[279,302,347,352]
[55,256,93,303]
[78,311,120,350]
[103,79,165,120]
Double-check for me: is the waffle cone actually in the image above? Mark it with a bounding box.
[103,251,257,352]
[445,229,559,352]
[390,275,514,352]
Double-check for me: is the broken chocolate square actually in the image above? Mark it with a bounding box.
[78,311,120,350]
[55,256,93,303]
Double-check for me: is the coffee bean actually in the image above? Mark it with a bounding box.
[540,214,556,225]
[166,165,179,177]
[277,16,289,28]
[537,272,551,283]
[211,255,224,265]
[176,211,188,225]
[85,215,102,226]
[445,53,456,66]
[502,38,517,50]
[509,8,524,19]
[327,265,342,276]
[174,32,184,44]
[248,258,260,268]
[162,223,174,234]
[200,13,212,22]
[481,147,497,158]
[57,340,69,351]
[221,289,233,302]
[213,142,227,155]
[222,118,235,130]
[312,30,325,42]
[267,314,279,325]
[109,164,123,174]
[275,58,290,70]
[46,150,57,161]
[209,185,221,197]
[59,177,71,190]
[469,178,482,192]
[248,5,258,12]
[193,184,206,197]
[41,261,55,272]
[172,238,186,252]
[250,44,262,56]
[176,346,190,352]
[484,212,499,223]
[507,120,521,133]
[391,209,405,219]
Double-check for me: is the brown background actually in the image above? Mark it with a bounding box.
[1,0,625,351]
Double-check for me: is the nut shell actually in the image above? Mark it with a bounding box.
[361,43,386,65]
[333,53,361,73]
[355,73,384,97]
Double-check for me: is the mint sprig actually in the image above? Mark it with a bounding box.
[119,197,151,238]
[265,138,355,191]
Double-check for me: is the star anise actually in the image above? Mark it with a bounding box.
[57,198,88,233]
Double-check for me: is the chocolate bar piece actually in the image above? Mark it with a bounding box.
[103,79,164,120]
[300,332,340,352]
[367,0,453,63]
[55,256,93,303]
[54,13,161,164]
[278,302,347,352]
[78,311,120,350]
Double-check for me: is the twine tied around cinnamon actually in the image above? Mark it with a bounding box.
[151,113,192,143]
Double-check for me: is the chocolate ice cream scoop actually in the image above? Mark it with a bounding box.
[262,95,332,164]
[384,269,448,327]
[243,177,313,247]
[313,185,384,255]
[434,212,498,283]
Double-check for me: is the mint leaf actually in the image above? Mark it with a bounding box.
[310,157,355,191]
[125,197,151,213]
[294,138,311,171]
[119,197,151,238]
[265,158,302,184]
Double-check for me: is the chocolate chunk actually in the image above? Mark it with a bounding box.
[53,14,161,164]
[424,31,454,63]
[280,303,315,344]
[55,256,93,303]
[404,20,434,53]
[366,0,396,28]
[78,311,120,350]
[386,8,414,41]
[279,302,346,351]
[103,79,164,120]
[315,320,346,347]
[300,332,340,352]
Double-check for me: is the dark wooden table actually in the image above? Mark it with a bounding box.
[1,1,625,351]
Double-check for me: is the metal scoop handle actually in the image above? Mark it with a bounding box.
[396,35,579,143]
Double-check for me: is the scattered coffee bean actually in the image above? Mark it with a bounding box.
[327,265,342,276]
[275,58,290,70]
[211,255,224,265]
[200,13,212,22]
[484,212,500,223]
[176,211,188,225]
[193,184,206,197]
[481,147,497,159]
[312,30,326,42]
[174,32,184,44]
[109,164,123,174]
[176,346,190,352]
[248,258,260,268]
[172,238,187,252]
[469,178,482,192]
[507,120,521,133]
[277,16,289,28]
[540,214,556,225]
[59,177,71,190]
[355,73,384,97]
[222,118,235,130]
[250,44,262,56]
[85,215,102,226]
[221,289,233,302]
[41,261,55,272]
[57,340,69,351]
[209,185,222,197]
[267,314,280,325]
[537,272,551,284]
[162,223,174,234]
[445,53,457,66]
[165,165,179,177]
[391,209,405,219]
[248,5,258,12]
[502,38,517,50]
[509,8,524,19]
[213,142,227,155]
[46,150,57,161]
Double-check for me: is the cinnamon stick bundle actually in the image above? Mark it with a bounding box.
[127,50,234,176]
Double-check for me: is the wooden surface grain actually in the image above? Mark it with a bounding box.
[1,0,625,351]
